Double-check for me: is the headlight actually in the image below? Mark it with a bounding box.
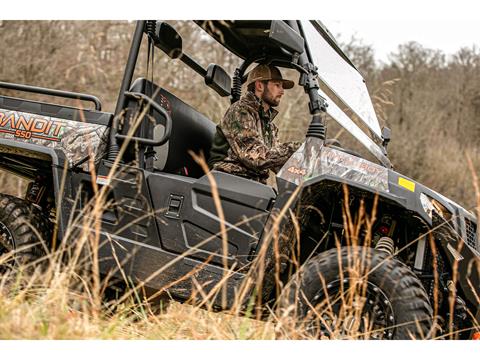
[420,193,452,221]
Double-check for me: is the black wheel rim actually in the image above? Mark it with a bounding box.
[305,278,396,339]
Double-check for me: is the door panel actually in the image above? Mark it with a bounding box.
[147,170,276,267]
[96,162,160,248]
[80,162,253,306]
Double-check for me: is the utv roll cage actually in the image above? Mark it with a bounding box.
[107,20,391,172]
[107,21,338,166]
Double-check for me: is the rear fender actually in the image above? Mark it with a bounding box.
[0,139,72,240]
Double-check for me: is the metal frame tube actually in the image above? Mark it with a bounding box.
[109,20,146,160]
[0,81,102,111]
[114,21,146,117]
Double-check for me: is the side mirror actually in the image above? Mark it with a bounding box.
[154,21,183,59]
[269,21,305,55]
[205,64,231,97]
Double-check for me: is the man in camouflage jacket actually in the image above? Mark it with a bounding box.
[208,64,301,184]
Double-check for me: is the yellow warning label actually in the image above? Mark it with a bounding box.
[398,177,415,192]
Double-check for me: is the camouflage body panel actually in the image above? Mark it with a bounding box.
[0,108,108,171]
[212,91,301,184]
[278,137,389,191]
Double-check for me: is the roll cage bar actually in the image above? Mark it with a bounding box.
[107,20,392,168]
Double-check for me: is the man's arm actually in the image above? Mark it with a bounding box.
[222,108,301,171]
[270,141,302,173]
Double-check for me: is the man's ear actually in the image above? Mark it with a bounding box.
[255,80,265,93]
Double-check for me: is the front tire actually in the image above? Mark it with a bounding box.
[277,246,434,339]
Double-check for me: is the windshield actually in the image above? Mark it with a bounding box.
[299,20,390,167]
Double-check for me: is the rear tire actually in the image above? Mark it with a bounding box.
[277,246,434,339]
[0,193,51,268]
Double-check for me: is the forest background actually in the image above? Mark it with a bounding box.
[0,20,478,209]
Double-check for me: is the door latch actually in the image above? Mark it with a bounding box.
[165,194,184,219]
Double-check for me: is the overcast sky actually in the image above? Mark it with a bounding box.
[322,19,479,62]
[319,0,480,62]
[4,0,480,64]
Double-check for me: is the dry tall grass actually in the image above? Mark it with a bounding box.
[0,149,478,339]
[0,97,479,340]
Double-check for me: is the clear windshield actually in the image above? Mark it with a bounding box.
[300,20,390,166]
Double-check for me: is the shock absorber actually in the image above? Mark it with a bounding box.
[375,236,395,256]
[26,176,46,205]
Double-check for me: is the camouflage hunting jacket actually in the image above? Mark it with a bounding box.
[208,91,301,184]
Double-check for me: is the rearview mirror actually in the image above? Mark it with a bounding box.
[205,64,231,97]
[154,21,183,59]
[269,21,305,55]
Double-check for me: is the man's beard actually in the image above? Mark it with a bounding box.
[261,88,281,107]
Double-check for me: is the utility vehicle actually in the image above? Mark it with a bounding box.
[0,20,478,339]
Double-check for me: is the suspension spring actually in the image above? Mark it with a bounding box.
[375,236,395,256]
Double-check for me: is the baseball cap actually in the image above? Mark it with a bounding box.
[246,64,294,89]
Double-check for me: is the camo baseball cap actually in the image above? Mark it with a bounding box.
[246,64,294,89]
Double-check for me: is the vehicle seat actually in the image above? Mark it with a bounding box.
[129,78,216,178]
